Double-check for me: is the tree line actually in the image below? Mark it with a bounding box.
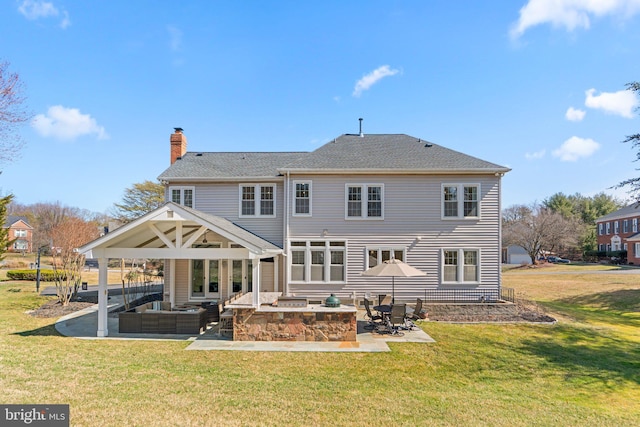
[502,193,624,264]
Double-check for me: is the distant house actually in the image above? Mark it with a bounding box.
[595,203,640,263]
[502,245,532,265]
[79,128,510,337]
[4,216,34,253]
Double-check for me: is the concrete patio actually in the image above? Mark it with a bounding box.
[54,296,435,352]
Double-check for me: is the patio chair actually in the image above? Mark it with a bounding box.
[407,298,425,321]
[388,303,406,336]
[378,294,392,306]
[363,298,383,330]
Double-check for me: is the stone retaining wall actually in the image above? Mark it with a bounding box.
[234,309,357,342]
[425,302,517,318]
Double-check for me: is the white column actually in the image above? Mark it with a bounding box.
[169,259,176,308]
[97,257,109,337]
[252,260,261,308]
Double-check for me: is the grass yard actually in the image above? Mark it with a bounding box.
[1,265,639,426]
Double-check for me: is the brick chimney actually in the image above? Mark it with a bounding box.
[170,127,187,164]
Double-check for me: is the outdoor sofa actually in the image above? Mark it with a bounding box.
[118,302,207,334]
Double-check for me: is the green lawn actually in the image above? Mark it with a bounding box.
[1,267,639,426]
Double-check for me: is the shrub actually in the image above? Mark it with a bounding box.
[6,270,65,281]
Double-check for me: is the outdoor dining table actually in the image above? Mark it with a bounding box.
[372,305,393,333]
[373,304,392,314]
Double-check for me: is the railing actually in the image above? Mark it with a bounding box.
[421,287,515,303]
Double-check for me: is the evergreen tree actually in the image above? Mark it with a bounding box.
[0,194,15,260]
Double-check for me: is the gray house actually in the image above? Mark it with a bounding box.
[80,128,510,337]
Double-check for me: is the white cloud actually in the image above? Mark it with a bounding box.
[167,25,182,51]
[17,0,71,28]
[552,136,600,161]
[510,0,640,39]
[352,65,399,97]
[525,149,546,160]
[31,105,108,141]
[585,88,638,118]
[60,10,70,29]
[565,107,586,121]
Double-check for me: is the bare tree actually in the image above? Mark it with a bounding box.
[503,203,577,265]
[0,60,31,165]
[50,217,100,306]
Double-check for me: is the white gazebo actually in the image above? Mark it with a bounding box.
[78,202,282,337]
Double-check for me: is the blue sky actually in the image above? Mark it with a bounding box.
[1,0,640,213]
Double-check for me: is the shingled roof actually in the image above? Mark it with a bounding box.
[158,134,509,180]
[595,203,640,222]
[279,134,508,172]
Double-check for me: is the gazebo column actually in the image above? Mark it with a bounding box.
[169,259,176,308]
[97,257,109,337]
[252,260,261,308]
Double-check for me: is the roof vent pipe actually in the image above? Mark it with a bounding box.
[359,118,364,137]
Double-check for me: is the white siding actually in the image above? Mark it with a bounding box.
[167,181,285,247]
[287,174,502,299]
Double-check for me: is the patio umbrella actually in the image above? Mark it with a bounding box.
[361,258,426,304]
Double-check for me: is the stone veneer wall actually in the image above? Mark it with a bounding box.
[233,308,357,342]
[424,302,517,317]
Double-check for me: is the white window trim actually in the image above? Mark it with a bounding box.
[239,183,276,218]
[169,186,195,208]
[365,247,407,270]
[614,221,619,234]
[292,180,312,217]
[606,222,611,235]
[441,248,481,284]
[634,218,638,233]
[598,223,603,235]
[441,183,481,220]
[288,240,347,284]
[344,183,384,220]
[623,220,629,234]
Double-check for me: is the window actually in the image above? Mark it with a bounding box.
[345,184,383,219]
[606,222,611,235]
[291,242,306,282]
[367,248,405,269]
[293,181,311,216]
[624,220,629,233]
[443,250,458,282]
[615,221,619,234]
[240,184,275,217]
[289,241,345,283]
[442,184,480,219]
[14,229,27,237]
[634,218,638,233]
[442,249,480,283]
[170,186,194,208]
[636,243,640,256]
[598,223,603,235]
[13,240,28,250]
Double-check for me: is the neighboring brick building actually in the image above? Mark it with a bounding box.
[595,203,640,264]
[3,216,34,253]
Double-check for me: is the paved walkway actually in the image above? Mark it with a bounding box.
[54,298,435,352]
